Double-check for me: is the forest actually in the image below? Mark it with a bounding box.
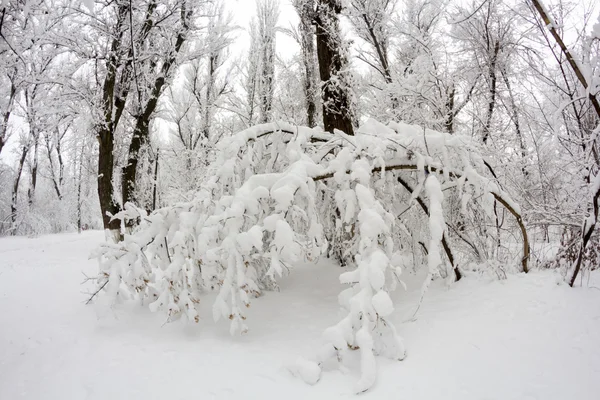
[0,0,599,394]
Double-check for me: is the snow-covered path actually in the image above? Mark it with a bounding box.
[1,231,599,399]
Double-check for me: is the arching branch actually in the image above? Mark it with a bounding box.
[314,162,530,273]
[396,175,462,281]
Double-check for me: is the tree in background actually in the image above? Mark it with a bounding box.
[315,0,355,134]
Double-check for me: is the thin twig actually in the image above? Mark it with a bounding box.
[85,280,109,305]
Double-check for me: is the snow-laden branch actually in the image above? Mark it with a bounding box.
[90,118,529,391]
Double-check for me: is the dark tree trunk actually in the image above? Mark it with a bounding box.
[301,24,317,127]
[56,132,65,189]
[0,77,16,156]
[569,184,600,286]
[122,117,149,209]
[46,129,64,200]
[151,148,159,213]
[202,54,218,139]
[501,69,528,176]
[315,0,355,135]
[10,146,29,234]
[96,3,129,240]
[97,125,121,236]
[27,135,39,206]
[295,0,318,127]
[445,85,455,134]
[482,41,500,144]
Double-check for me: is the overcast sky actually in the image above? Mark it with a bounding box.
[227,0,301,61]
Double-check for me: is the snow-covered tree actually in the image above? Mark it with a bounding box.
[90,117,529,391]
[240,0,280,126]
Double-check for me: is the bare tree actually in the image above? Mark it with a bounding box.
[120,1,193,213]
[529,0,600,286]
[347,0,394,84]
[71,0,203,238]
[244,0,279,126]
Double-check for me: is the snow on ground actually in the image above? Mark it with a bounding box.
[1,231,599,399]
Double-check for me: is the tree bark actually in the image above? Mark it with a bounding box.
[482,41,500,144]
[569,182,600,286]
[77,141,84,234]
[444,85,455,134]
[295,0,318,127]
[27,134,39,206]
[0,75,16,156]
[315,0,355,135]
[97,3,128,239]
[151,148,159,213]
[10,146,29,234]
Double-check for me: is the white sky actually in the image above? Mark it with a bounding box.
[227,0,301,61]
[2,0,595,164]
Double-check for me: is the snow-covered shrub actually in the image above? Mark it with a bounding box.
[91,120,528,391]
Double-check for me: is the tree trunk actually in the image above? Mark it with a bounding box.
[202,54,218,139]
[46,130,63,200]
[151,148,159,213]
[10,146,29,234]
[97,125,121,239]
[259,27,275,124]
[56,131,65,189]
[96,3,129,241]
[315,0,355,135]
[445,85,455,134]
[77,141,84,234]
[0,76,16,156]
[482,41,500,144]
[122,118,148,209]
[501,69,528,175]
[27,135,39,206]
[295,0,318,127]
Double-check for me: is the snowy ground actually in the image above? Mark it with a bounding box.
[1,231,600,399]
